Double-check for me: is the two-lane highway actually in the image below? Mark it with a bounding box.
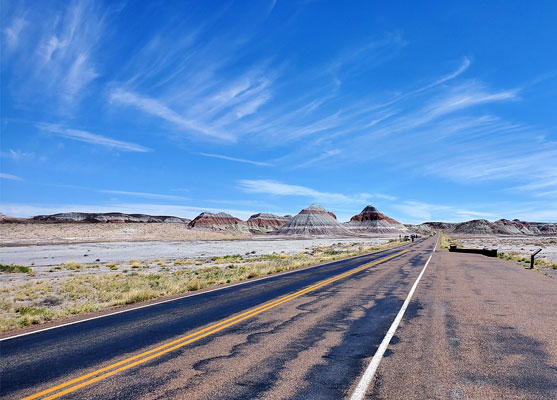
[1,236,436,399]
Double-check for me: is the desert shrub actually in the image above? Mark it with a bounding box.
[106,262,119,270]
[62,261,83,270]
[0,264,33,274]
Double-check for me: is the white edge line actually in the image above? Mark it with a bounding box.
[0,241,419,342]
[350,233,439,400]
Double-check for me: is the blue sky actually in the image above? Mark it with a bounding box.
[1,0,556,223]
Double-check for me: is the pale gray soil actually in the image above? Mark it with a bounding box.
[453,235,557,261]
[0,237,395,285]
[453,235,557,277]
[0,223,248,246]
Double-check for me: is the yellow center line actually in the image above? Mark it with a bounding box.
[23,248,410,400]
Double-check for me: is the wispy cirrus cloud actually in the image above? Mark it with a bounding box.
[37,123,150,152]
[237,179,393,205]
[108,61,276,143]
[105,28,405,147]
[0,173,23,181]
[100,190,188,201]
[2,17,26,49]
[405,57,471,97]
[293,149,342,169]
[364,81,518,138]
[109,89,236,142]
[4,0,109,110]
[512,178,557,198]
[421,142,557,184]
[392,201,452,222]
[0,149,34,160]
[455,209,497,217]
[197,153,273,167]
[393,201,500,223]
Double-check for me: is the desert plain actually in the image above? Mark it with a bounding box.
[1,207,556,335]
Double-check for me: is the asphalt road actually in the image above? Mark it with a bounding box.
[2,234,554,399]
[1,237,432,399]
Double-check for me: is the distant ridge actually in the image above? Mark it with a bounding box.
[31,212,190,224]
[2,210,555,236]
[409,219,557,235]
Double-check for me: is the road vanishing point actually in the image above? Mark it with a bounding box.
[1,234,555,399]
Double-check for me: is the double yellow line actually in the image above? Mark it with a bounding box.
[23,248,409,400]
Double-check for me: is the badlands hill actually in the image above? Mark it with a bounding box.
[247,213,290,233]
[0,213,28,223]
[4,209,556,237]
[409,219,557,235]
[31,212,190,224]
[450,219,557,235]
[188,212,250,233]
[273,204,352,236]
[348,205,409,235]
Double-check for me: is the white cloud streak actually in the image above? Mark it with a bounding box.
[237,179,392,205]
[3,17,26,49]
[37,123,151,152]
[109,89,236,142]
[198,153,272,167]
[100,190,188,201]
[0,173,23,181]
[0,149,34,160]
[455,209,496,217]
[293,149,341,169]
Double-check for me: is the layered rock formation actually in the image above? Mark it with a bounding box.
[449,219,557,235]
[407,219,557,236]
[188,212,250,233]
[348,205,408,235]
[0,213,28,223]
[405,224,435,235]
[31,212,190,223]
[247,213,290,233]
[273,204,352,236]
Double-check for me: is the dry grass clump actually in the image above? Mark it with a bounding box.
[211,254,245,264]
[0,264,33,274]
[129,259,148,269]
[106,262,119,270]
[439,231,457,249]
[0,240,404,332]
[63,261,83,270]
[497,252,557,271]
[173,258,195,266]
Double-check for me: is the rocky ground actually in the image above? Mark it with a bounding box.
[0,237,393,274]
